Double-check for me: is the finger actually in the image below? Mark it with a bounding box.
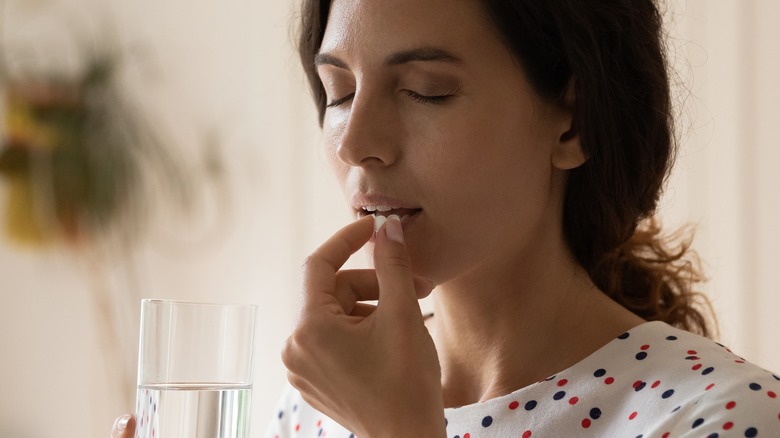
[349,302,377,317]
[373,215,422,317]
[302,215,374,302]
[110,414,135,438]
[334,269,436,312]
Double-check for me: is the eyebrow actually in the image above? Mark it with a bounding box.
[314,47,462,69]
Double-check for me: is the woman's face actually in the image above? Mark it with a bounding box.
[317,0,580,285]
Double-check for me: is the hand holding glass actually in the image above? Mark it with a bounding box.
[135,299,256,438]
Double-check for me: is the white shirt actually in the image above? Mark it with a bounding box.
[265,321,780,437]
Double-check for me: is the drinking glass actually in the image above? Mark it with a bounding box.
[134,299,256,438]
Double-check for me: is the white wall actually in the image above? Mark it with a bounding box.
[0,1,777,437]
[662,0,780,369]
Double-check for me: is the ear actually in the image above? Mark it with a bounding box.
[551,78,588,170]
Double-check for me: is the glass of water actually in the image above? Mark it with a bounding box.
[135,299,256,438]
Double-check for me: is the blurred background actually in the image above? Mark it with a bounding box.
[0,0,777,437]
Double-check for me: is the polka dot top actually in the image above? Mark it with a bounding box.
[265,321,780,437]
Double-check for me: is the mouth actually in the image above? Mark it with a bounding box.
[358,205,423,222]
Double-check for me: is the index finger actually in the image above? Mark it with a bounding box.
[302,215,375,296]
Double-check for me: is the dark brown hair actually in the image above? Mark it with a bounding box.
[296,0,714,337]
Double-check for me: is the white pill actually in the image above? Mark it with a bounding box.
[373,215,387,233]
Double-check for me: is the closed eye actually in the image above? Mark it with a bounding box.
[326,93,355,108]
[403,90,455,105]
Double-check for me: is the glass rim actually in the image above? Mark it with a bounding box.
[141,298,257,310]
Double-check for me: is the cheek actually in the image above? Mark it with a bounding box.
[320,130,349,187]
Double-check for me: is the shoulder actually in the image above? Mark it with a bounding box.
[631,323,780,437]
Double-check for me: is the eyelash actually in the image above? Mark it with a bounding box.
[403,90,454,105]
[325,90,454,108]
[326,93,354,108]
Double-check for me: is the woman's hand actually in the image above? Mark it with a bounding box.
[110,414,135,438]
[282,215,445,437]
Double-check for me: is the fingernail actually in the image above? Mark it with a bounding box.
[116,414,131,431]
[385,214,404,243]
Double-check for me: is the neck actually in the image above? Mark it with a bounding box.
[428,231,644,408]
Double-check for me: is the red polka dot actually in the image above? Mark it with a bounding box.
[692,364,702,371]
[582,419,591,428]
[569,397,579,405]
[688,350,697,355]
[652,380,661,388]
[604,377,615,385]
[464,434,470,438]
[662,433,670,438]
[522,431,532,438]
[736,360,745,364]
[723,421,734,430]
[726,401,736,410]
[509,400,520,410]
[768,391,777,399]
[706,383,716,391]
[558,379,569,387]
[629,411,638,420]
[633,380,643,389]
[295,424,301,432]
[641,344,650,351]
[317,420,322,427]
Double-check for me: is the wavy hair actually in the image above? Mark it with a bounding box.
[296,0,715,337]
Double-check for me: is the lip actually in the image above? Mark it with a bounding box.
[351,192,423,217]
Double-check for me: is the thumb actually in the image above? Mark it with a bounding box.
[110,414,135,438]
[373,214,422,317]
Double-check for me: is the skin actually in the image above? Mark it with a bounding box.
[113,0,645,436]
[287,0,645,434]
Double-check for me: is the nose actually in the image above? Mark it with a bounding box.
[334,91,400,167]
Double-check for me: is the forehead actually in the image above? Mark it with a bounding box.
[320,0,503,65]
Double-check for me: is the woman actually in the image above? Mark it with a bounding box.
[112,0,780,437]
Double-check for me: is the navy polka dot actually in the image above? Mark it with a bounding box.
[618,332,630,339]
[707,434,719,438]
[274,322,780,438]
